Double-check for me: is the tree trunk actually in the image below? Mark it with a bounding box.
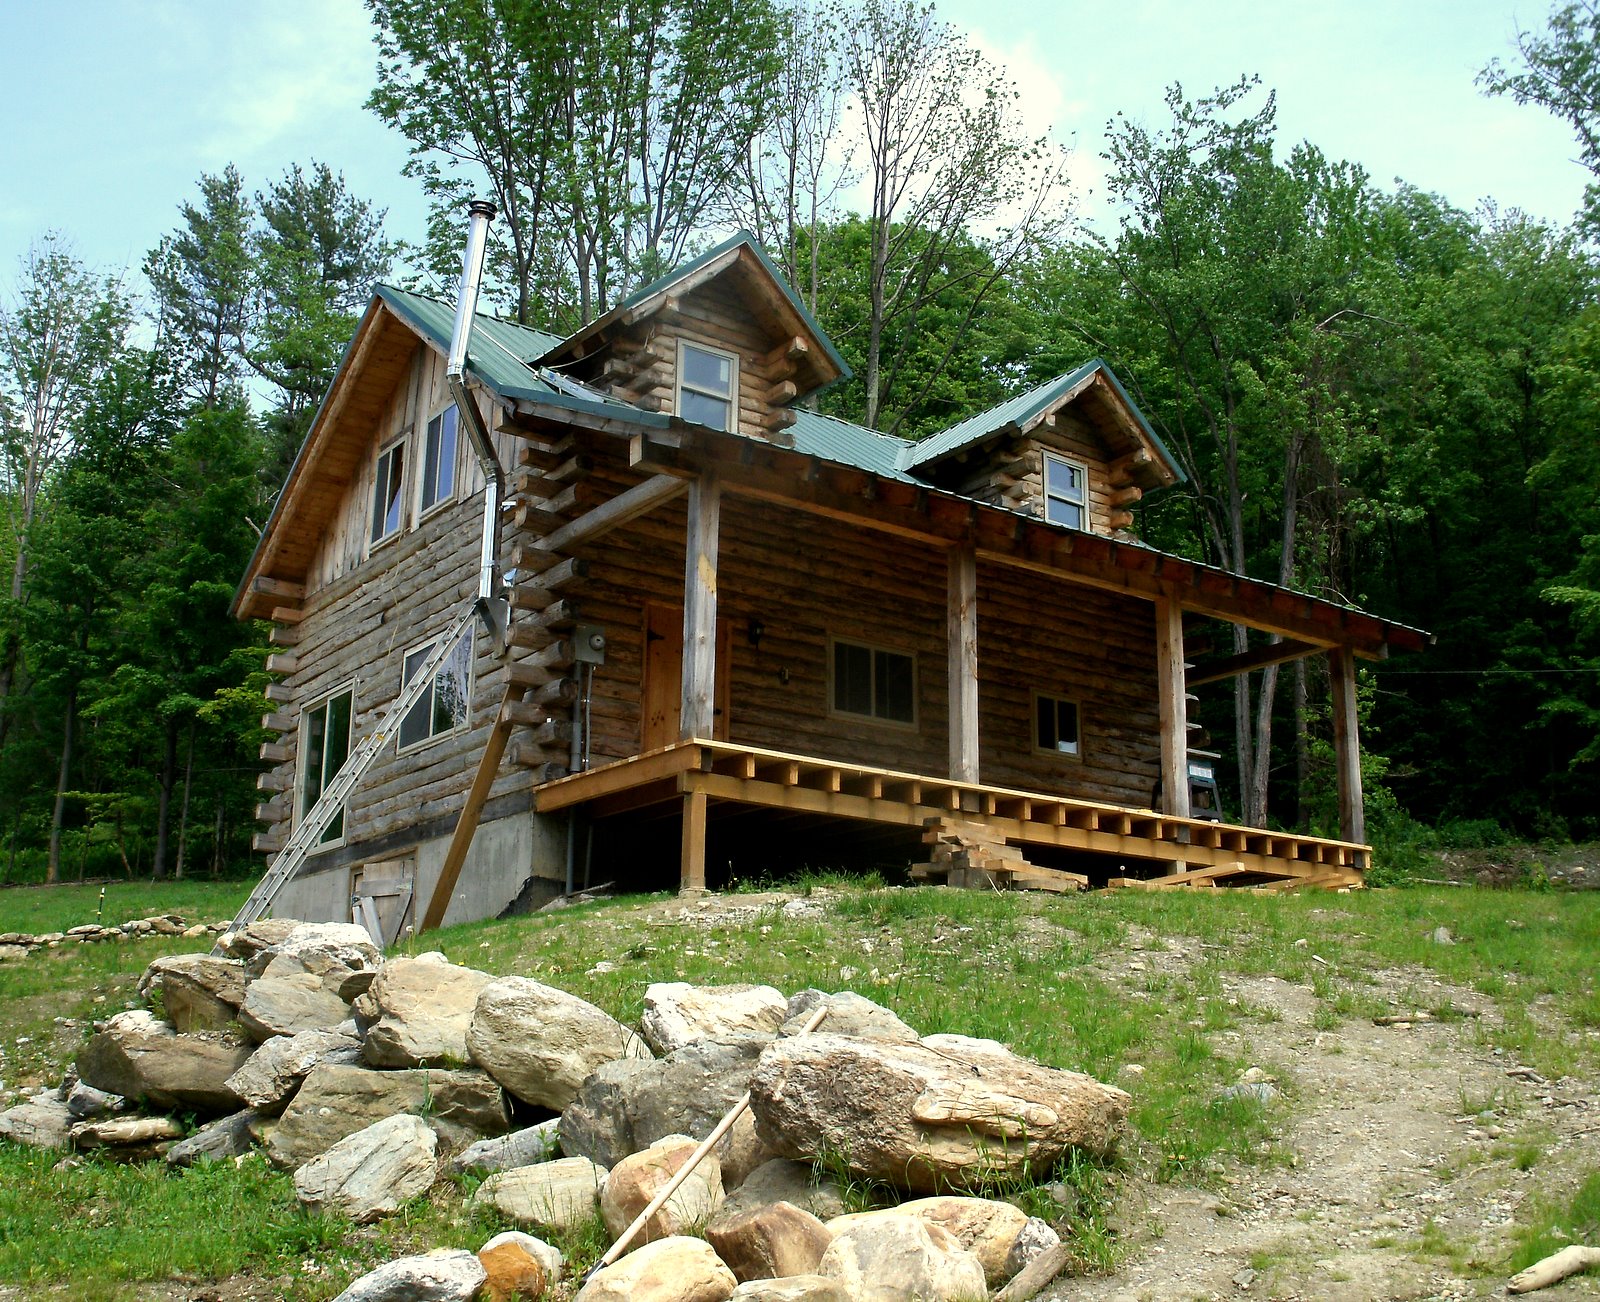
[47,682,76,885]
[151,715,180,880]
[174,719,196,881]
[1293,656,1310,832]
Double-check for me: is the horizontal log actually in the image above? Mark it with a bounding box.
[509,540,567,575]
[765,379,799,405]
[267,624,301,647]
[265,652,298,675]
[259,741,292,764]
[263,682,293,704]
[500,699,554,729]
[271,606,307,625]
[253,576,305,601]
[254,803,288,825]
[506,431,576,458]
[252,831,285,854]
[1109,483,1144,507]
[261,712,293,733]
[256,769,292,794]
[527,675,580,706]
[762,335,809,368]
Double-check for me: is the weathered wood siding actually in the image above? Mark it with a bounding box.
[951,412,1122,535]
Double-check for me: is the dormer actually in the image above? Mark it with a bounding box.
[906,361,1183,536]
[536,233,849,446]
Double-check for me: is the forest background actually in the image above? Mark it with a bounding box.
[3,0,1599,885]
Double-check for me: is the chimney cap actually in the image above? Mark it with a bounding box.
[467,198,497,220]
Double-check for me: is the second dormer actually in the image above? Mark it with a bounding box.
[536,233,849,446]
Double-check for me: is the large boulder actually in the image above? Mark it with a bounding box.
[226,1025,362,1112]
[816,1215,987,1302]
[216,917,299,963]
[445,1119,562,1177]
[574,1236,736,1302]
[357,956,495,1068]
[706,1201,833,1283]
[77,1010,251,1114]
[831,1197,1030,1288]
[600,1135,724,1248]
[331,1249,486,1302]
[561,1037,771,1187]
[166,1109,260,1167]
[729,1279,852,1302]
[749,1033,1129,1193]
[141,953,247,1032]
[467,976,650,1111]
[473,1156,607,1235]
[713,1159,848,1228]
[249,921,380,981]
[781,990,918,1043]
[0,1092,74,1149]
[294,1114,438,1223]
[266,1063,510,1169]
[238,972,351,1042]
[640,983,788,1056]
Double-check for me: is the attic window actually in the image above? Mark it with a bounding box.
[677,341,737,432]
[370,438,406,545]
[1043,452,1087,530]
[420,404,458,515]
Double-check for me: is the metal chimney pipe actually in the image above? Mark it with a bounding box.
[444,199,510,644]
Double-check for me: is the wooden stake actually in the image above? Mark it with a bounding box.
[947,545,979,784]
[680,474,721,740]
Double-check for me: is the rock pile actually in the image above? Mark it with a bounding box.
[0,913,225,962]
[0,918,1133,1301]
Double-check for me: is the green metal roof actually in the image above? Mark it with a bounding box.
[788,409,918,482]
[375,283,562,397]
[903,359,1186,483]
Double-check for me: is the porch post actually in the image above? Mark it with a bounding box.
[1328,646,1365,845]
[680,782,708,895]
[680,472,720,740]
[1155,597,1190,821]
[948,544,980,784]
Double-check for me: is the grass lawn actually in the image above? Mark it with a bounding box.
[0,879,251,937]
[0,876,1595,1298]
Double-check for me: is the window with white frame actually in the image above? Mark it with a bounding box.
[677,341,737,432]
[831,638,916,726]
[300,687,353,846]
[419,404,458,515]
[370,437,406,545]
[1034,692,1081,757]
[398,626,475,752]
[1043,452,1088,530]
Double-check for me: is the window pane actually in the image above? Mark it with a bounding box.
[681,388,732,431]
[423,407,457,510]
[1045,456,1084,501]
[875,649,915,723]
[372,445,404,541]
[1045,497,1084,530]
[834,642,872,715]
[302,702,327,812]
[433,630,473,733]
[399,645,433,750]
[1056,700,1079,753]
[1036,695,1056,750]
[682,345,733,395]
[320,692,352,843]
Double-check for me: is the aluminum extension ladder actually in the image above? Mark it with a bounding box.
[215,600,481,951]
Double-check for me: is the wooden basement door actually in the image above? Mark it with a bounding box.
[641,601,732,751]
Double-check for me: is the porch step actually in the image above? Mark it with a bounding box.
[911,818,1087,894]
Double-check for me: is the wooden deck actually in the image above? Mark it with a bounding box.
[535,739,1369,890]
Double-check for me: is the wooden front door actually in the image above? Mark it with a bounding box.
[641,602,732,751]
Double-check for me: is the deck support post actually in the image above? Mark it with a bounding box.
[680,783,709,896]
[1328,646,1365,847]
[948,544,980,784]
[1155,598,1190,873]
[680,473,721,741]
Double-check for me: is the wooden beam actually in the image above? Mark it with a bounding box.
[948,545,979,784]
[680,474,721,740]
[680,784,709,894]
[1187,638,1323,687]
[1155,597,1190,824]
[1329,646,1365,846]
[418,709,514,933]
[535,474,685,554]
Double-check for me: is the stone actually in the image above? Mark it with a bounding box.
[713,1159,848,1226]
[479,1229,563,1288]
[445,1119,562,1177]
[216,917,299,961]
[70,1115,184,1156]
[294,1114,438,1223]
[267,1064,511,1169]
[238,973,351,1042]
[477,1235,547,1301]
[77,1010,251,1114]
[574,1235,737,1302]
[1004,1216,1062,1279]
[166,1109,260,1167]
[728,1279,852,1302]
[474,1156,608,1235]
[781,990,918,1043]
[640,982,789,1056]
[601,1135,724,1247]
[832,1197,1030,1287]
[226,1026,363,1112]
[467,975,650,1111]
[0,1092,74,1149]
[64,1081,124,1121]
[706,1201,833,1283]
[252,921,381,979]
[561,1037,772,1187]
[749,1032,1130,1193]
[358,957,495,1068]
[0,944,27,962]
[140,953,247,1032]
[331,1249,487,1302]
[816,1215,987,1302]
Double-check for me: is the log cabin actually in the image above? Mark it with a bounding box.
[233,222,1429,936]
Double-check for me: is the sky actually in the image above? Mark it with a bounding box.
[0,0,1588,298]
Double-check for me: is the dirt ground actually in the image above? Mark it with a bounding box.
[1050,960,1599,1302]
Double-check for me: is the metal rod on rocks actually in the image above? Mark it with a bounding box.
[580,1003,830,1284]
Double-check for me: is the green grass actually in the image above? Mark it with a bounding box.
[1508,1169,1600,1274]
[0,879,249,936]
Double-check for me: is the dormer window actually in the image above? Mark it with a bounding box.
[370,437,406,546]
[1043,452,1088,529]
[677,341,737,432]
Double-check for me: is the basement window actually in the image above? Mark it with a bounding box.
[1034,692,1081,758]
[831,638,916,726]
[398,626,475,752]
[1043,452,1087,530]
[677,341,737,432]
[419,404,459,515]
[370,437,406,545]
[300,686,353,847]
